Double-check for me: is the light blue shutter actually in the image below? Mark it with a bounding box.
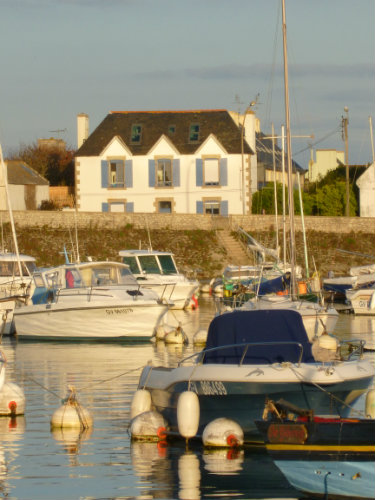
[101,160,108,188]
[148,160,155,187]
[102,202,109,212]
[196,201,204,214]
[220,200,228,216]
[125,160,133,188]
[173,159,180,187]
[126,202,134,213]
[220,158,228,186]
[196,159,203,186]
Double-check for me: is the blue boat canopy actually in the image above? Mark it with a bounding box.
[257,273,290,295]
[203,309,314,365]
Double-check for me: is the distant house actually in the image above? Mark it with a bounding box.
[308,149,345,183]
[0,160,49,210]
[356,162,375,217]
[74,110,259,215]
[256,132,305,190]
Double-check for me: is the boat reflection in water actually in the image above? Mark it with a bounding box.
[131,440,301,500]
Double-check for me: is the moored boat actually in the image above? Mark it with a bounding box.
[119,249,199,309]
[133,309,374,440]
[14,260,170,341]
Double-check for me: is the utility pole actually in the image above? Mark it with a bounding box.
[342,107,349,217]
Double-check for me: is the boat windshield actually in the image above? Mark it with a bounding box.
[0,261,36,277]
[138,255,161,274]
[121,256,141,274]
[78,264,137,287]
[158,255,177,275]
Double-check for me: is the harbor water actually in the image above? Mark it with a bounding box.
[0,296,374,500]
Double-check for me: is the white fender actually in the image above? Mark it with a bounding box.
[130,389,152,420]
[177,391,200,439]
[130,410,168,441]
[202,418,244,448]
[0,381,26,416]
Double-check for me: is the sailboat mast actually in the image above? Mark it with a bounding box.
[281,0,297,298]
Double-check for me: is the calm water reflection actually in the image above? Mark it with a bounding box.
[0,296,373,500]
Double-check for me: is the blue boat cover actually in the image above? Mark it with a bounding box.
[203,309,314,365]
[257,274,290,295]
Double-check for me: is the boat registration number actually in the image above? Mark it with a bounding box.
[190,380,227,395]
[106,308,133,315]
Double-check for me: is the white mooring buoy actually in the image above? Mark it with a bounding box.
[51,386,92,430]
[0,381,26,416]
[130,410,168,441]
[177,390,200,439]
[202,418,244,448]
[130,389,152,420]
[164,323,188,345]
[193,328,207,346]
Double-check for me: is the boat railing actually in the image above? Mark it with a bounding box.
[178,341,305,367]
[338,339,366,360]
[52,282,147,303]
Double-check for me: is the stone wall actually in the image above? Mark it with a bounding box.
[1,210,374,234]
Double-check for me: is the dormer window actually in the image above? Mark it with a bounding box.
[189,123,200,142]
[168,125,176,135]
[131,124,142,144]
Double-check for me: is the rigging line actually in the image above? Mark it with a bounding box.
[289,364,367,418]
[293,126,341,156]
[265,1,281,127]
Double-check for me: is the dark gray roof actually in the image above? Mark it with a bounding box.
[76,110,254,157]
[6,161,49,185]
[256,132,305,173]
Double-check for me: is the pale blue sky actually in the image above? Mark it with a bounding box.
[1,0,374,170]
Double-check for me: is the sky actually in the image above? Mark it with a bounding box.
[0,0,374,171]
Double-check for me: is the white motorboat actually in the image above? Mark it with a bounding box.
[346,284,375,316]
[323,264,375,299]
[13,261,170,341]
[0,251,36,334]
[133,309,374,440]
[119,249,199,309]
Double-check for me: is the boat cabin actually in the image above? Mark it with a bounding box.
[31,261,139,304]
[119,250,179,277]
[0,253,36,280]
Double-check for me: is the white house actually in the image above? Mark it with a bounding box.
[308,149,345,183]
[74,110,258,215]
[356,162,375,217]
[0,160,49,210]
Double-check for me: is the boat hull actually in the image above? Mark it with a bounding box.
[139,360,374,439]
[14,301,168,340]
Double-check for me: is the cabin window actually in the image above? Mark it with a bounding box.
[156,159,172,187]
[158,255,177,275]
[189,123,200,142]
[131,124,142,144]
[204,200,220,215]
[203,158,220,186]
[138,255,161,274]
[121,256,141,274]
[109,160,125,188]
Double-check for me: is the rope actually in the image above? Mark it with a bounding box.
[289,364,367,418]
[22,364,145,398]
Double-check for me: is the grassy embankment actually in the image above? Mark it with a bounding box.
[3,223,375,281]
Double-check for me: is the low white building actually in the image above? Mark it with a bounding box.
[356,162,375,217]
[0,160,49,210]
[308,149,345,183]
[74,110,258,215]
